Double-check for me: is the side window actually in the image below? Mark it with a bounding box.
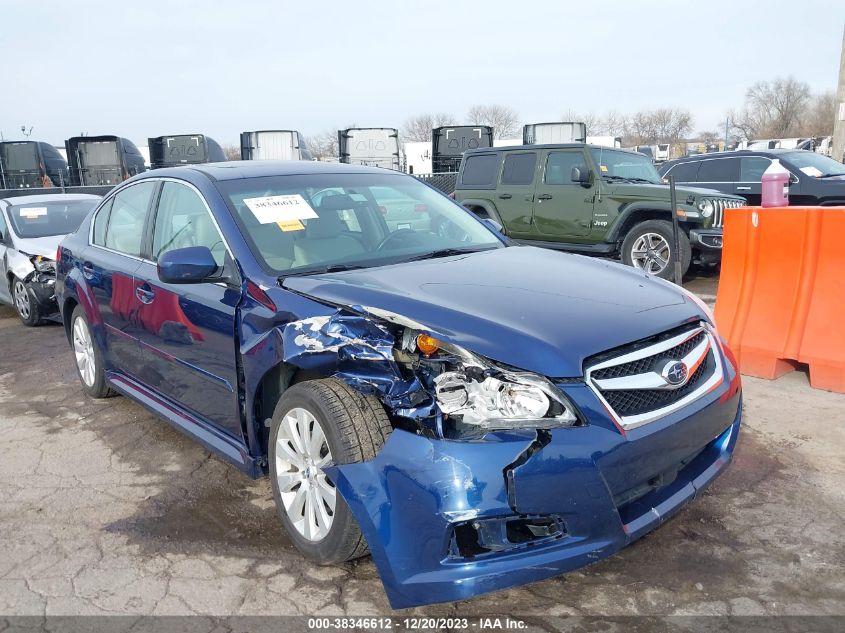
[460,154,500,187]
[103,182,156,256]
[545,152,587,185]
[92,199,114,246]
[0,209,8,240]
[500,153,537,186]
[740,156,772,182]
[697,158,738,182]
[664,161,700,183]
[153,181,226,266]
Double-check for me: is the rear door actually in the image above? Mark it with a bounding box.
[694,157,739,196]
[84,181,158,373]
[133,180,243,439]
[532,149,594,239]
[494,151,538,236]
[662,160,700,186]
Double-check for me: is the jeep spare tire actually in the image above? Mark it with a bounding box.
[621,219,691,281]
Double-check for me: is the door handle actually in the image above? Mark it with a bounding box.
[736,186,751,191]
[537,194,553,201]
[498,193,512,199]
[135,285,155,305]
[82,262,95,280]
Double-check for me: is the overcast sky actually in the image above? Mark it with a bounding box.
[3,0,843,147]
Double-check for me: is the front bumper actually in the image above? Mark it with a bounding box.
[329,347,742,609]
[689,228,724,250]
[29,275,60,318]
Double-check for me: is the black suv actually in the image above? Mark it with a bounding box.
[454,144,745,279]
[659,150,845,207]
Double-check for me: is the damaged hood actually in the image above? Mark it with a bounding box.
[12,235,62,260]
[282,246,704,377]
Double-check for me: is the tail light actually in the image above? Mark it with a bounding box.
[448,192,456,199]
[56,246,62,266]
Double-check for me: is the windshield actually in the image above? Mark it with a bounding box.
[7,199,98,239]
[215,172,503,275]
[783,152,845,177]
[590,148,661,183]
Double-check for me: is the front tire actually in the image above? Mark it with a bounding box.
[269,378,391,564]
[13,277,42,326]
[71,305,114,398]
[621,219,691,281]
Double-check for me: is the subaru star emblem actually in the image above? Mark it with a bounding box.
[661,360,689,387]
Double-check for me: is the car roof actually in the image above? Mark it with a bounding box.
[139,160,404,182]
[463,143,642,156]
[666,149,800,164]
[0,193,102,206]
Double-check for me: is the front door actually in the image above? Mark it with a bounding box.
[735,156,770,206]
[532,149,594,240]
[84,181,158,374]
[133,180,243,439]
[494,151,538,238]
[0,208,11,304]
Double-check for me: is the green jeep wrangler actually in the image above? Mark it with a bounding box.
[454,144,745,279]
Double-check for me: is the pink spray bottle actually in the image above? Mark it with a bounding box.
[761,159,790,208]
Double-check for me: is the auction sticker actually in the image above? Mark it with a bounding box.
[20,207,48,219]
[243,195,318,224]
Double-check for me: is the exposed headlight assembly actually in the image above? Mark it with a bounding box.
[418,338,578,430]
[32,256,56,274]
[697,199,715,217]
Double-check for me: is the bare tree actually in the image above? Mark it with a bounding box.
[222,144,241,161]
[802,91,836,136]
[466,104,520,139]
[305,129,341,161]
[624,108,692,146]
[402,113,457,142]
[730,76,812,139]
[560,110,603,135]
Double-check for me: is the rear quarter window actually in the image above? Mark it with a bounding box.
[696,158,738,182]
[500,153,537,186]
[460,153,501,188]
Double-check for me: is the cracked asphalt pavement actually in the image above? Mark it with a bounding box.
[0,273,843,617]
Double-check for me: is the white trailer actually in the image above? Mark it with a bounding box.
[240,130,312,161]
[523,122,587,144]
[339,128,400,170]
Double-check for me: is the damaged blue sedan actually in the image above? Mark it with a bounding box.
[55,161,742,608]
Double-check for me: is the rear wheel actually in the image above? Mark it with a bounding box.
[71,305,114,398]
[13,278,42,326]
[269,378,391,563]
[621,219,691,281]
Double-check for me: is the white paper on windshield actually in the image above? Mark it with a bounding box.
[799,166,822,177]
[243,195,318,224]
[20,207,48,219]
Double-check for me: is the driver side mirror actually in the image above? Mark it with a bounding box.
[571,166,592,187]
[158,246,220,284]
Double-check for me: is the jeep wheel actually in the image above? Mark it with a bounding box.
[269,378,392,564]
[621,220,691,280]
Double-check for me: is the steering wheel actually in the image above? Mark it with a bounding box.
[376,228,421,251]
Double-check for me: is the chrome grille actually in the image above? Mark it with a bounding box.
[585,324,724,430]
[711,198,743,229]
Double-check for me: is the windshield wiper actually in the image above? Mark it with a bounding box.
[278,263,368,279]
[400,246,492,263]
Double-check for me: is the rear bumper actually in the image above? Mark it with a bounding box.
[330,353,742,609]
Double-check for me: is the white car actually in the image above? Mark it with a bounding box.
[0,193,100,325]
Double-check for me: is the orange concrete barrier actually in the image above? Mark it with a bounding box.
[714,206,845,393]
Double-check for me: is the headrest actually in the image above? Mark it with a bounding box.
[305,212,347,239]
[318,194,357,211]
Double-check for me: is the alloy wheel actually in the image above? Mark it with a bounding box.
[275,407,336,542]
[631,233,672,275]
[72,316,96,387]
[13,281,31,320]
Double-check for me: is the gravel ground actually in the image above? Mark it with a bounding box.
[0,271,843,621]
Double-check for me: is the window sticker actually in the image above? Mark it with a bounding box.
[243,194,318,224]
[799,166,822,177]
[600,165,608,172]
[20,207,48,219]
[277,219,305,232]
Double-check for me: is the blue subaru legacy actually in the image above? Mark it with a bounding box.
[56,161,742,608]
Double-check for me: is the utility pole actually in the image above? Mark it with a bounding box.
[833,24,845,163]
